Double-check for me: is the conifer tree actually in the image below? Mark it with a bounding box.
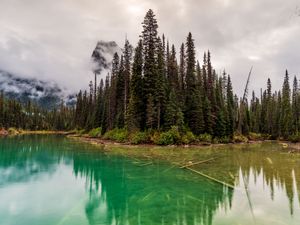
[226,76,234,137]
[142,9,159,100]
[116,55,125,128]
[123,39,133,117]
[126,40,144,131]
[108,53,119,129]
[280,70,292,138]
[292,76,299,133]
[155,37,167,130]
[146,94,156,129]
[184,32,204,134]
[179,43,186,106]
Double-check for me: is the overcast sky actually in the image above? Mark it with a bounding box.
[0,0,300,96]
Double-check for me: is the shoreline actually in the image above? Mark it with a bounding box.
[0,128,69,136]
[1,129,300,153]
[67,134,300,152]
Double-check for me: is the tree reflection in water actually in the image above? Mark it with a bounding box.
[0,135,299,225]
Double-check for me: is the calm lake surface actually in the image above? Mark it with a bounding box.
[0,135,300,225]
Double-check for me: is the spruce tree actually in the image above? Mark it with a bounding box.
[123,39,133,118]
[226,76,234,137]
[292,76,299,133]
[179,43,186,107]
[126,40,144,131]
[142,9,159,99]
[184,32,204,134]
[280,70,292,138]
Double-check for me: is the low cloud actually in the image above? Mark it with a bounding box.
[0,0,299,96]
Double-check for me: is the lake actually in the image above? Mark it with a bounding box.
[0,135,300,225]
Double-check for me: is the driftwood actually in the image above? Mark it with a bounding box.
[185,167,235,189]
[179,158,216,169]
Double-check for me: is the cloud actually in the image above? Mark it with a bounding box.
[0,0,299,96]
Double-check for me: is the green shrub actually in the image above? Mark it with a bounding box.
[248,132,263,141]
[8,128,19,135]
[233,133,248,143]
[88,127,102,138]
[181,131,197,144]
[76,129,86,135]
[130,131,149,144]
[261,133,272,140]
[198,133,212,143]
[103,128,128,142]
[151,131,161,144]
[154,126,181,145]
[288,133,300,143]
[213,136,231,144]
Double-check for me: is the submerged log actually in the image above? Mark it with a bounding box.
[179,158,216,169]
[185,167,235,189]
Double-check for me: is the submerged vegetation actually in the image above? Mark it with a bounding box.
[2,135,300,225]
[1,9,300,146]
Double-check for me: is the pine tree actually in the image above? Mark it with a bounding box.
[292,76,299,133]
[126,40,144,131]
[154,37,167,130]
[94,79,104,128]
[146,94,156,129]
[108,53,119,129]
[142,9,159,99]
[179,43,186,107]
[214,78,226,137]
[184,32,204,134]
[280,70,292,138]
[266,78,273,134]
[226,76,234,137]
[123,39,132,118]
[116,55,125,128]
[164,90,184,130]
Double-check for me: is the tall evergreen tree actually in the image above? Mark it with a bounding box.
[280,70,292,138]
[184,32,204,135]
[292,76,299,133]
[126,40,144,131]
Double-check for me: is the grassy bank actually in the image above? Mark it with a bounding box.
[67,126,275,146]
[0,128,68,136]
[67,127,300,153]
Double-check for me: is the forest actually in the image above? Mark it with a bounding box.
[1,9,299,144]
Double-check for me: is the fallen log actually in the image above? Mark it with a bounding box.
[179,158,216,169]
[185,167,235,189]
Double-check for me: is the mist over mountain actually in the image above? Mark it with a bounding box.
[0,71,76,109]
[0,40,121,109]
[91,41,121,75]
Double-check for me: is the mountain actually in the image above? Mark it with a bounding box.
[0,41,120,109]
[91,41,121,74]
[0,71,76,109]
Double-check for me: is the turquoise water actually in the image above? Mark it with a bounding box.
[0,135,300,225]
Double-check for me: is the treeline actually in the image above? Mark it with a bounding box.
[2,9,300,144]
[247,71,300,139]
[0,91,73,131]
[74,9,236,140]
[73,9,300,143]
